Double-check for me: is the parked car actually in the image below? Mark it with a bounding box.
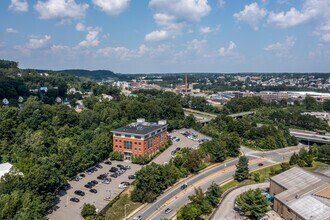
[72,176,80,181]
[89,189,97,193]
[132,216,142,220]
[111,173,118,178]
[60,183,71,191]
[164,208,172,214]
[102,178,111,184]
[121,181,130,185]
[104,160,112,165]
[110,167,118,172]
[125,165,131,170]
[91,180,98,185]
[104,196,111,201]
[175,138,180,142]
[79,173,86,178]
[181,183,188,190]
[96,164,103,169]
[118,183,128,189]
[171,150,176,155]
[176,147,181,151]
[70,197,80,203]
[128,175,136,180]
[74,190,85,196]
[84,184,92,189]
[258,163,264,167]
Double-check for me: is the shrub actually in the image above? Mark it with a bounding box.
[109,151,124,161]
[81,203,96,219]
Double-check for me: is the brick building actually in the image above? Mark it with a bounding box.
[112,119,168,160]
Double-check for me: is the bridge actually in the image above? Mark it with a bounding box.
[228,111,255,118]
[289,129,330,144]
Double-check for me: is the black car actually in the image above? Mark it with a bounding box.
[121,181,130,186]
[104,160,112,165]
[110,173,118,178]
[128,175,136,180]
[84,184,92,189]
[74,190,85,196]
[87,181,95,187]
[96,164,103,169]
[70,197,80,202]
[91,180,98,185]
[110,167,118,172]
[89,189,97,193]
[60,183,71,191]
[97,174,107,180]
[79,173,86,178]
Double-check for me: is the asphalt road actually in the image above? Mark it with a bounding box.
[132,145,304,220]
[211,182,269,220]
[290,129,330,143]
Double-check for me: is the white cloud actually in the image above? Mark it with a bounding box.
[146,0,211,41]
[6,28,18,33]
[315,22,330,42]
[78,30,100,48]
[218,41,237,56]
[264,36,296,56]
[15,35,51,54]
[187,39,207,53]
[92,0,130,16]
[34,0,89,20]
[9,0,28,12]
[145,30,170,41]
[75,23,86,31]
[218,0,225,8]
[199,25,220,34]
[268,0,330,28]
[233,2,267,31]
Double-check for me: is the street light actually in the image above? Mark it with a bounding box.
[124,204,130,220]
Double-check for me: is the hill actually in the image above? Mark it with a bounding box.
[58,69,118,80]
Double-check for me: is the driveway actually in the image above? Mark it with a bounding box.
[48,161,142,220]
[211,182,269,220]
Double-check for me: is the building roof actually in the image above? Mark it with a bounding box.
[271,167,330,220]
[0,162,13,179]
[112,121,167,135]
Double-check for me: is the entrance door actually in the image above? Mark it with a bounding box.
[124,152,132,161]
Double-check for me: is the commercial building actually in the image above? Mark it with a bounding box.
[112,119,168,160]
[270,167,330,220]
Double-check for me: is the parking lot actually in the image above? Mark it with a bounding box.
[48,161,142,220]
[48,128,209,220]
[152,128,210,165]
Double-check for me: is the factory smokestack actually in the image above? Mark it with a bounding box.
[185,74,188,94]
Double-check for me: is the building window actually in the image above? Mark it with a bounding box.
[138,142,141,145]
[151,132,155,135]
[125,135,131,138]
[124,140,132,150]
[119,146,122,148]
[134,148,137,150]
[134,142,137,144]
[119,140,122,142]
[145,135,149,139]
[148,139,152,148]
[135,136,141,139]
[139,148,141,151]
[162,127,166,131]
[157,129,161,133]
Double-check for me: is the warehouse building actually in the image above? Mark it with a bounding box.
[270,167,330,220]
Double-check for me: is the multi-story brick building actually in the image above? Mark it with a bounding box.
[112,119,168,160]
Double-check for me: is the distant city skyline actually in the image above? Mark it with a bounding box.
[1,0,330,73]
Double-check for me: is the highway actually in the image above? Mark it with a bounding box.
[289,129,330,144]
[132,145,303,220]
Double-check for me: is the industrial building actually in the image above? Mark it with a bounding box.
[112,119,168,160]
[270,167,330,220]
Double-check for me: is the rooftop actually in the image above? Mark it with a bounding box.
[112,119,167,135]
[271,167,330,220]
[0,162,13,179]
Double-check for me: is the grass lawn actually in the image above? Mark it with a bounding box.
[304,161,329,171]
[105,186,143,220]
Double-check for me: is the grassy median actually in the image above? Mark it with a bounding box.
[105,186,142,220]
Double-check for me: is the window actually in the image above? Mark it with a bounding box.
[138,142,141,145]
[125,135,131,138]
[134,148,137,150]
[157,129,161,133]
[151,132,155,136]
[162,127,166,131]
[124,140,132,150]
[139,148,141,151]
[145,135,149,139]
[115,133,121,136]
[134,142,137,144]
[148,139,152,148]
[160,133,163,142]
[135,136,141,139]
[119,146,122,148]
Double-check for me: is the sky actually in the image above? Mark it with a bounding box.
[0,0,330,73]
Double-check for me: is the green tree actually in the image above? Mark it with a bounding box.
[81,203,96,218]
[234,156,249,182]
[305,96,318,111]
[289,152,299,165]
[323,100,330,112]
[253,172,261,182]
[236,188,269,218]
[205,182,222,207]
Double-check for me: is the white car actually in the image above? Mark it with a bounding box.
[104,196,111,201]
[118,183,128,189]
[132,216,142,220]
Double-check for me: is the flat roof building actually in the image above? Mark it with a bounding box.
[270,167,330,220]
[0,162,13,179]
[112,119,168,160]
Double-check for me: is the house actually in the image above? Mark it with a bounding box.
[0,162,13,179]
[101,94,113,101]
[270,167,330,220]
[112,119,168,160]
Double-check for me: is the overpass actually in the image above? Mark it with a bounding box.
[289,129,330,144]
[183,108,216,126]
[228,111,255,118]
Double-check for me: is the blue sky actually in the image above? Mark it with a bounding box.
[0,0,330,73]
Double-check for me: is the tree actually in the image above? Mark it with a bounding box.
[234,156,249,182]
[280,162,290,172]
[305,96,318,111]
[205,182,222,207]
[323,100,330,112]
[289,152,299,165]
[81,203,96,218]
[236,188,269,218]
[253,172,261,182]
